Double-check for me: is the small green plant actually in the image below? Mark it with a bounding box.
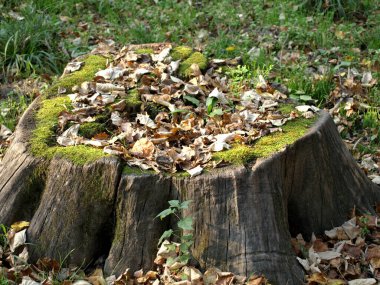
[363,108,379,129]
[226,63,273,95]
[359,216,370,237]
[0,275,9,285]
[156,200,194,265]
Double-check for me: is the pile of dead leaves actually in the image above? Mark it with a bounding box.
[55,43,312,176]
[0,221,270,285]
[293,212,380,285]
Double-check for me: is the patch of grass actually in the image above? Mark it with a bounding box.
[281,65,334,104]
[0,4,65,80]
[0,90,31,130]
[278,103,296,115]
[0,275,9,285]
[363,108,379,129]
[213,116,317,164]
[302,0,375,19]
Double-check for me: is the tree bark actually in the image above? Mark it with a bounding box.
[0,97,379,284]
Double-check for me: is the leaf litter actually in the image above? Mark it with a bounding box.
[5,211,380,285]
[0,222,270,285]
[293,208,380,284]
[54,43,302,174]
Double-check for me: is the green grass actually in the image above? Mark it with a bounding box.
[0,90,31,130]
[0,3,65,80]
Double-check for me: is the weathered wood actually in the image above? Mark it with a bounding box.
[28,156,121,265]
[0,97,379,285]
[104,174,171,275]
[0,99,46,225]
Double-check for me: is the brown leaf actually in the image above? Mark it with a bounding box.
[130,138,155,159]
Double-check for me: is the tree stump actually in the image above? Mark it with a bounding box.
[1,94,379,284]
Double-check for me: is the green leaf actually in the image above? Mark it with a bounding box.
[168,200,180,208]
[289,94,300,100]
[179,254,190,264]
[183,95,200,106]
[299,95,313,102]
[179,200,192,209]
[179,243,190,253]
[181,273,189,281]
[206,97,217,114]
[165,243,176,252]
[156,208,175,220]
[209,108,223,117]
[340,61,351,67]
[171,108,190,114]
[166,257,175,266]
[178,216,193,231]
[158,229,173,245]
[181,234,193,241]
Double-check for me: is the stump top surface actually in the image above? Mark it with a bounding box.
[10,44,319,177]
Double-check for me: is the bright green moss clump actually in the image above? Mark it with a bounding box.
[171,46,193,61]
[125,88,143,111]
[52,145,106,165]
[45,55,107,98]
[179,52,208,77]
[30,96,71,156]
[135,48,154,54]
[213,116,317,164]
[30,96,107,165]
[78,122,106,139]
[30,54,109,165]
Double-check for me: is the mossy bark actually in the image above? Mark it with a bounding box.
[1,100,379,284]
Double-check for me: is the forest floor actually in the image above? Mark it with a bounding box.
[0,0,379,284]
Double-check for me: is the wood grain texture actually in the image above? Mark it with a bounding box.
[0,100,378,285]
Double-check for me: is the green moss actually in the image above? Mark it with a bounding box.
[171,46,193,61]
[252,116,316,157]
[213,116,317,164]
[44,55,107,98]
[53,145,106,165]
[125,88,142,112]
[172,171,191,178]
[179,52,208,78]
[78,122,106,139]
[145,102,167,118]
[213,144,257,165]
[135,48,154,54]
[30,96,108,165]
[30,96,71,157]
[122,165,155,175]
[95,112,110,123]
